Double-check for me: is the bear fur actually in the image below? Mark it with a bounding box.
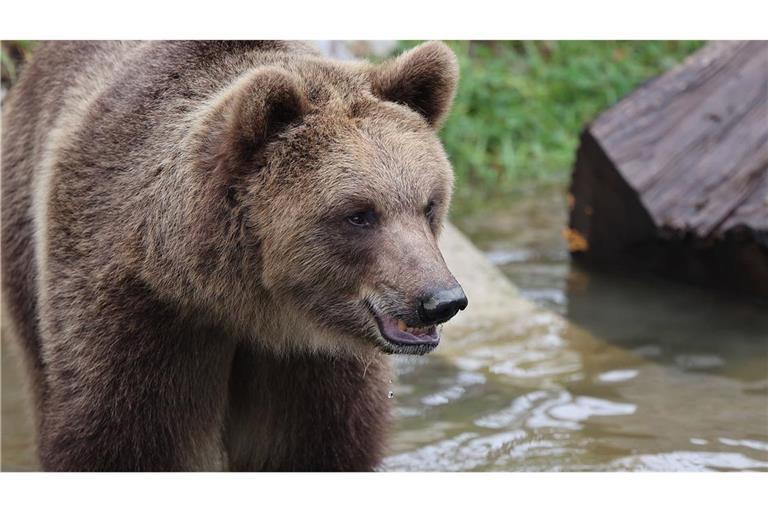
[1,41,462,471]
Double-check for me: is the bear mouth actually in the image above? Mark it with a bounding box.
[369,306,440,354]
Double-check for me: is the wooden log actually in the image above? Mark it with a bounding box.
[568,41,768,297]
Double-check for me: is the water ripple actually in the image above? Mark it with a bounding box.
[611,452,768,471]
[474,390,636,431]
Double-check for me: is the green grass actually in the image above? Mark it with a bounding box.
[395,41,704,200]
[1,40,37,87]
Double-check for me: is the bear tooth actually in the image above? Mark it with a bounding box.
[397,320,407,331]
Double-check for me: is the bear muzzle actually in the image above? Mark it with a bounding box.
[368,284,468,354]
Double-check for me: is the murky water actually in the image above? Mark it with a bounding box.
[385,185,768,471]
[2,186,767,471]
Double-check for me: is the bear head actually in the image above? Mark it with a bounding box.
[190,42,467,357]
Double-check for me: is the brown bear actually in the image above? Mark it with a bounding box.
[1,40,467,471]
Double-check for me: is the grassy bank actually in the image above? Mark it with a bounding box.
[0,40,36,90]
[395,41,704,203]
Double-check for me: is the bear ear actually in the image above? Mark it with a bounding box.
[369,41,459,129]
[211,67,308,173]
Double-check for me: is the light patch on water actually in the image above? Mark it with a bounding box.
[521,289,566,306]
[548,396,637,423]
[742,380,768,395]
[689,438,709,446]
[531,312,560,327]
[632,345,663,358]
[457,371,487,386]
[611,451,768,471]
[524,392,575,431]
[490,355,581,380]
[383,432,479,471]
[455,326,578,384]
[418,371,486,407]
[391,354,431,375]
[674,354,726,371]
[479,330,582,382]
[421,385,466,406]
[539,332,566,348]
[499,439,577,468]
[383,430,528,471]
[475,390,550,429]
[465,430,530,462]
[454,356,487,373]
[474,390,637,432]
[719,437,768,452]
[598,369,639,383]
[395,406,423,418]
[485,248,535,265]
[392,383,414,395]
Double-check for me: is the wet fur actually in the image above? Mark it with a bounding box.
[1,41,458,471]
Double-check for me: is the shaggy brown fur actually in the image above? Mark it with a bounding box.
[1,40,461,471]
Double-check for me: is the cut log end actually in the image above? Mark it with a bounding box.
[568,41,768,297]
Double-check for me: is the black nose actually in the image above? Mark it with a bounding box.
[418,286,468,324]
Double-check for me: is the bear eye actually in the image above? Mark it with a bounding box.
[347,210,376,228]
[424,201,436,219]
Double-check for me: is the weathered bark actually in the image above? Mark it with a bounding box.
[568,41,768,297]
